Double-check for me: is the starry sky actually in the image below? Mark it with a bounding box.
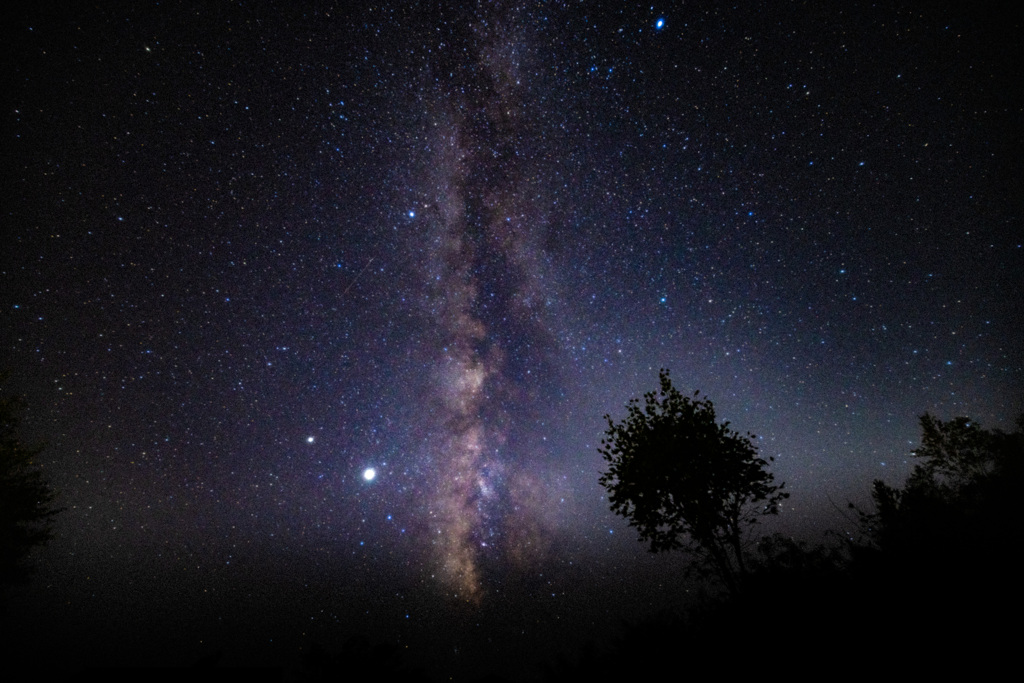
[2,1,1022,677]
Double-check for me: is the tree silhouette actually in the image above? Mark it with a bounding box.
[847,413,1024,661]
[860,413,1023,561]
[0,390,59,587]
[598,370,787,593]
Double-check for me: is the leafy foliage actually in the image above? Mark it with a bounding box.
[0,392,59,586]
[859,412,1023,557]
[843,412,1024,656]
[598,370,788,592]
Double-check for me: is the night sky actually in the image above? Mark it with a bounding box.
[2,1,1021,678]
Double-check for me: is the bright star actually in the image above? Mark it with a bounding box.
[363,467,377,482]
[306,436,315,443]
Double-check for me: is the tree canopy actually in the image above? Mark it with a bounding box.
[0,391,59,587]
[861,412,1023,562]
[598,370,787,593]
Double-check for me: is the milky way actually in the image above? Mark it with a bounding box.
[409,10,562,599]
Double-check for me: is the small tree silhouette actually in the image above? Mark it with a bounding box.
[599,370,787,593]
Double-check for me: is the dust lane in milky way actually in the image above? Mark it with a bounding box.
[408,12,561,599]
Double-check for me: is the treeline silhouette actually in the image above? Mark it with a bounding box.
[5,409,1020,681]
[289,411,1022,681]
[548,412,1023,680]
